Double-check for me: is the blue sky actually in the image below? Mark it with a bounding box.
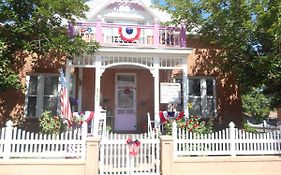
[159,0,166,5]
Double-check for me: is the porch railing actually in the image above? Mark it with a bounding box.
[173,121,281,157]
[71,21,186,48]
[0,121,87,159]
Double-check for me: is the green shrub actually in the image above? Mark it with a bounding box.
[242,123,258,133]
[242,88,271,123]
[163,115,213,135]
[39,111,67,135]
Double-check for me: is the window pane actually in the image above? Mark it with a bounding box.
[207,98,215,117]
[188,97,201,117]
[189,79,200,96]
[117,88,134,108]
[27,97,36,117]
[28,76,38,95]
[206,79,214,96]
[44,77,58,95]
[117,75,135,83]
[43,97,58,115]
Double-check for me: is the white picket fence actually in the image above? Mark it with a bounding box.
[99,131,160,175]
[0,121,87,159]
[173,121,281,157]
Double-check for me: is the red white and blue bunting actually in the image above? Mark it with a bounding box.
[118,27,141,42]
[159,111,184,123]
[80,27,93,33]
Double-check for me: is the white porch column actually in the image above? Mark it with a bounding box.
[92,55,105,136]
[182,57,189,118]
[153,56,160,127]
[93,55,102,136]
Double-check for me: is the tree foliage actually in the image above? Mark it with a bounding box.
[0,0,99,91]
[242,88,271,122]
[0,40,21,90]
[154,0,281,107]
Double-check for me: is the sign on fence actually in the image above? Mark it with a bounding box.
[160,83,181,104]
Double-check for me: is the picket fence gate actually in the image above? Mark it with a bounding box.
[99,131,160,175]
[173,121,281,157]
[0,121,87,159]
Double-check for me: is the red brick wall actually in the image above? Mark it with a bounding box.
[81,68,95,111]
[187,38,243,128]
[0,52,66,130]
[0,40,243,130]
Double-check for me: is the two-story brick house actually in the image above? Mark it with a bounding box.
[0,0,242,132]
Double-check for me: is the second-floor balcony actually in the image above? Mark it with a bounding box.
[70,21,187,48]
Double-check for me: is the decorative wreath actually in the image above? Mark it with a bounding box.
[118,27,141,42]
[124,87,131,94]
[126,138,141,156]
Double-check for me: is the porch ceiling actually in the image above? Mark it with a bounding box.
[72,47,191,69]
[97,47,193,56]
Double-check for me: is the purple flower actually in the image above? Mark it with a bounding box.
[69,97,79,106]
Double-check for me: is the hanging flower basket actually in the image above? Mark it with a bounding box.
[126,138,141,156]
[118,27,141,42]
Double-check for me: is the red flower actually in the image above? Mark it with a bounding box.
[176,112,184,120]
[159,111,167,123]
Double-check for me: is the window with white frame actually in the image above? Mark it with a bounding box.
[25,74,59,118]
[25,74,77,118]
[188,77,216,118]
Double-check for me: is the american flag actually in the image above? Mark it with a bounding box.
[59,69,72,126]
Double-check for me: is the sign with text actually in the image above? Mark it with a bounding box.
[160,83,181,104]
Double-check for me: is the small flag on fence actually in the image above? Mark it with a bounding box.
[59,69,72,126]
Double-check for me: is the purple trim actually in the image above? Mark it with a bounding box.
[68,22,74,38]
[153,22,160,47]
[76,21,154,29]
[73,21,187,48]
[180,25,186,48]
[107,2,145,11]
[95,19,103,42]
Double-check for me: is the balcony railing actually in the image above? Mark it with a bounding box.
[70,21,186,48]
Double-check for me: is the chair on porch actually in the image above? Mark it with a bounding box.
[147,112,153,134]
[72,111,107,136]
[147,112,164,136]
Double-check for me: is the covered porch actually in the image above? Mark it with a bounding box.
[65,47,192,135]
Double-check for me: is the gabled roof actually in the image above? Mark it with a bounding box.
[84,0,171,23]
